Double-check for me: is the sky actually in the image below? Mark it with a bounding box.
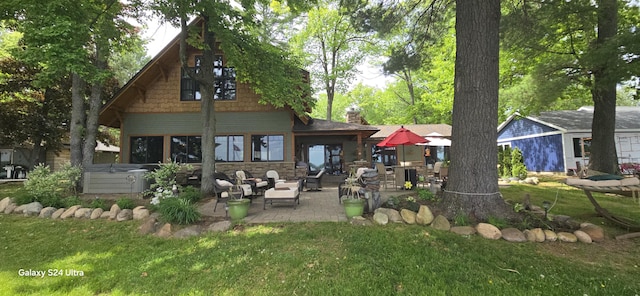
[141,19,392,89]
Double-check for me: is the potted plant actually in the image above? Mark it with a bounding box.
[341,170,365,218]
[226,180,251,221]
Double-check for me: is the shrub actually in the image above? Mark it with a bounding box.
[90,198,110,211]
[416,188,435,201]
[157,198,201,225]
[116,197,136,210]
[498,146,512,178]
[144,161,192,205]
[23,163,81,206]
[454,213,470,226]
[487,216,508,229]
[179,186,202,204]
[511,148,528,179]
[62,196,83,208]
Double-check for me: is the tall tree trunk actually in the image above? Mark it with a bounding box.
[179,17,217,197]
[589,0,619,174]
[199,23,218,198]
[442,0,515,221]
[70,73,86,167]
[83,44,106,169]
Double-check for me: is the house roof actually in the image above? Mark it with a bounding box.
[293,117,379,137]
[504,106,640,132]
[369,124,452,139]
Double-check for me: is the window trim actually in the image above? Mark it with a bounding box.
[251,134,285,162]
[129,136,164,164]
[215,135,244,162]
[180,55,236,101]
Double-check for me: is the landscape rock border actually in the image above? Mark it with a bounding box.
[366,205,604,244]
[0,196,606,242]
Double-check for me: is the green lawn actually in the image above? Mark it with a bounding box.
[1,179,640,295]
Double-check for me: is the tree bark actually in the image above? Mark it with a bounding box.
[589,0,619,174]
[70,73,86,167]
[83,43,106,169]
[442,0,515,221]
[179,16,217,197]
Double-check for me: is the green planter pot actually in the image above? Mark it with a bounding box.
[227,199,250,221]
[343,198,365,218]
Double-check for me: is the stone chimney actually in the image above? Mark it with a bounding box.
[345,105,362,124]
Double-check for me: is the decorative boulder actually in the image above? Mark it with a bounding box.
[155,223,172,237]
[400,209,416,224]
[133,206,150,220]
[373,212,389,225]
[415,205,434,225]
[557,232,578,243]
[90,208,104,220]
[109,204,121,220]
[573,230,593,244]
[501,228,527,242]
[22,202,43,216]
[173,225,202,239]
[4,202,17,214]
[430,215,451,231]
[60,205,81,219]
[579,224,604,242]
[74,208,92,219]
[39,207,57,218]
[375,208,403,223]
[0,197,11,212]
[544,230,558,242]
[531,228,546,242]
[116,209,133,221]
[523,229,537,242]
[206,220,232,233]
[476,223,501,240]
[51,208,66,219]
[450,226,476,236]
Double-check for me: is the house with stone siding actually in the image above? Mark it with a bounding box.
[98,24,379,183]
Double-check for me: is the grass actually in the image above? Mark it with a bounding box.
[1,179,640,295]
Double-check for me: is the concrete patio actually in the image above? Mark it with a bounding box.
[198,180,440,223]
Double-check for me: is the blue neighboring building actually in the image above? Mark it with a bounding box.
[497,106,640,174]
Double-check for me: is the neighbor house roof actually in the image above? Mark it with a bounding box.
[293,117,379,137]
[501,106,640,132]
[369,124,452,139]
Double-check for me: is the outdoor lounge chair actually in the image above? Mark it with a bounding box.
[265,170,286,189]
[304,169,325,191]
[236,170,268,195]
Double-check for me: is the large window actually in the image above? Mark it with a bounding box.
[573,137,592,157]
[180,55,236,101]
[170,136,202,163]
[252,135,284,162]
[130,136,163,164]
[215,135,244,162]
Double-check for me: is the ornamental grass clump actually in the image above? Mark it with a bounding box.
[157,197,201,225]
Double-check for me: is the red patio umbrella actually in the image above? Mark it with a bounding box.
[377,126,429,166]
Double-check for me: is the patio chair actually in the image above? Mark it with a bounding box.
[266,170,286,189]
[304,168,325,191]
[236,170,268,195]
[433,162,443,181]
[214,172,253,197]
[212,177,233,213]
[375,163,395,189]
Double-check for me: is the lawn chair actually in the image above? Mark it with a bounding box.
[304,168,325,191]
[266,170,286,189]
[236,170,268,195]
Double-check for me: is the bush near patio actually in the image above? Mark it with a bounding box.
[18,163,82,208]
